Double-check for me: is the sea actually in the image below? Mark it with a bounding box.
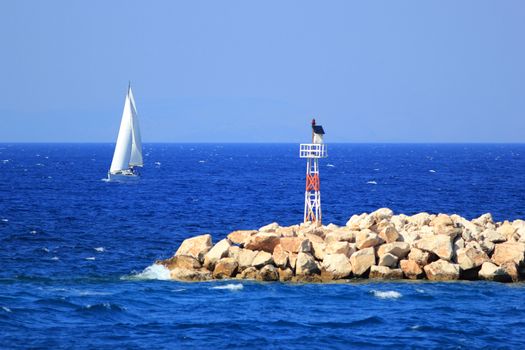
[0,143,524,349]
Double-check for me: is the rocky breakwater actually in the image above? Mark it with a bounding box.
[156,209,525,283]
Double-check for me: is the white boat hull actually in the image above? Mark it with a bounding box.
[107,170,140,182]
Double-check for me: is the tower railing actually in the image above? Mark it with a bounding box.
[299,143,327,158]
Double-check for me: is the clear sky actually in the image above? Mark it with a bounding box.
[1,1,524,143]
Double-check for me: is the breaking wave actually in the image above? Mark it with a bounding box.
[126,264,171,281]
[211,283,243,291]
[370,290,402,299]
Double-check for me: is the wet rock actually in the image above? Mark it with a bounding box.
[157,255,201,270]
[238,267,258,280]
[257,264,279,281]
[414,234,453,261]
[369,266,403,279]
[423,260,460,281]
[227,230,257,245]
[203,238,231,270]
[296,252,320,276]
[212,257,238,279]
[321,253,353,279]
[491,242,525,266]
[378,253,398,268]
[175,234,212,263]
[400,259,425,279]
[170,267,212,281]
[278,267,294,281]
[251,251,274,268]
[500,262,520,282]
[350,247,376,277]
[478,262,511,282]
[244,232,280,253]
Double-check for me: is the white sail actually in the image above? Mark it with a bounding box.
[128,87,143,167]
[109,94,133,173]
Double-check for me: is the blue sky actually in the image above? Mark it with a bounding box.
[1,1,524,142]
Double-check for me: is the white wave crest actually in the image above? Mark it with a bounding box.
[94,247,105,252]
[429,169,436,173]
[1,306,12,312]
[367,181,378,185]
[128,264,171,281]
[371,290,402,299]
[211,283,243,291]
[85,257,96,261]
[327,164,335,167]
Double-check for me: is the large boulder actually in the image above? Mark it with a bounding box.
[257,264,279,281]
[407,248,432,266]
[227,230,257,245]
[325,241,355,257]
[324,229,355,244]
[497,221,517,241]
[251,251,274,268]
[472,213,494,227]
[280,237,312,253]
[400,259,425,279]
[408,212,432,227]
[377,242,411,259]
[350,247,376,277]
[237,249,258,270]
[212,258,238,279]
[228,246,240,260]
[275,226,297,237]
[491,242,525,266]
[378,225,400,243]
[244,232,280,253]
[237,266,258,280]
[157,255,201,270]
[430,214,461,238]
[371,208,394,222]
[295,252,320,276]
[203,239,231,269]
[478,262,511,282]
[170,267,212,281]
[272,244,289,268]
[500,262,520,282]
[423,260,460,281]
[456,246,489,270]
[356,231,383,249]
[311,241,327,260]
[414,235,454,261]
[321,254,353,279]
[259,222,279,232]
[378,253,398,268]
[175,234,212,263]
[369,265,403,280]
[481,229,506,243]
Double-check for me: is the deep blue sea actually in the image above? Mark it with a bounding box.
[1,143,524,349]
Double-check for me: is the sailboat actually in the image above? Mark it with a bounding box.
[107,84,143,181]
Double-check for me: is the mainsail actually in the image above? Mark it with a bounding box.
[109,85,142,173]
[128,87,143,167]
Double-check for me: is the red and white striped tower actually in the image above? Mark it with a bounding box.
[300,119,327,225]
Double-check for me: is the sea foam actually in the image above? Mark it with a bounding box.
[371,290,402,299]
[129,264,171,281]
[211,283,243,291]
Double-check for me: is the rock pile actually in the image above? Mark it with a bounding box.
[156,209,525,283]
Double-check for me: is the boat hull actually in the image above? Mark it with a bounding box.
[107,171,139,182]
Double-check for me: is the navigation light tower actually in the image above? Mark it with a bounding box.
[299,119,327,225]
